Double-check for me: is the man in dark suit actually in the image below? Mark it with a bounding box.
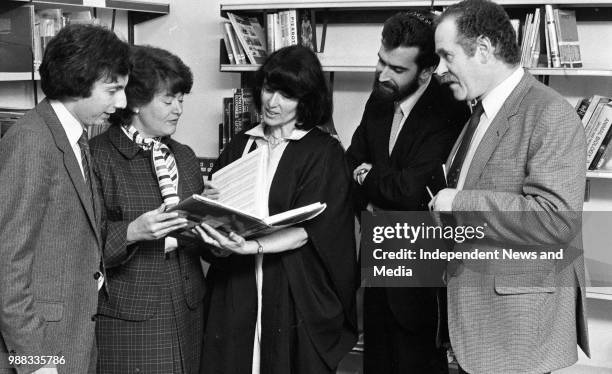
[431,1,590,373]
[346,12,469,374]
[0,25,129,374]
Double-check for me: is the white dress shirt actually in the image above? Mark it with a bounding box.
[49,100,87,180]
[389,76,432,154]
[453,67,524,190]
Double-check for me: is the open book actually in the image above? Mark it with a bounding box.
[168,147,326,240]
[168,195,326,240]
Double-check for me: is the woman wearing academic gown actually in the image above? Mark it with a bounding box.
[198,45,358,374]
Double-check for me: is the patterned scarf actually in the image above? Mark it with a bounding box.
[122,124,179,207]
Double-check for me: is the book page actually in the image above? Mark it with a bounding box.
[212,147,265,217]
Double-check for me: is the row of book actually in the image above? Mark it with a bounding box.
[576,95,612,170]
[221,10,315,65]
[218,88,261,154]
[519,5,581,68]
[0,5,95,73]
[0,108,27,138]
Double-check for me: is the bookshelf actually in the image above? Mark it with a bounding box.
[0,0,170,85]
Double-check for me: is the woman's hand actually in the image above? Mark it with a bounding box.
[194,223,258,256]
[126,204,189,244]
[202,180,220,200]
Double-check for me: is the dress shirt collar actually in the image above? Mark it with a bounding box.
[245,123,310,142]
[397,76,431,117]
[480,67,524,122]
[49,100,86,146]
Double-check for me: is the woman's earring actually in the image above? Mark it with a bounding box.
[134,108,140,114]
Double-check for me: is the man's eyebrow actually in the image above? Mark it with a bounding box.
[378,53,408,71]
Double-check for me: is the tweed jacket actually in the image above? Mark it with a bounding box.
[0,99,103,374]
[446,71,590,374]
[90,125,206,322]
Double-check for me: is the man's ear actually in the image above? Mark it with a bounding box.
[475,35,494,63]
[418,66,434,84]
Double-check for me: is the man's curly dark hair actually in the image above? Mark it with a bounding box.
[436,0,520,65]
[381,11,439,70]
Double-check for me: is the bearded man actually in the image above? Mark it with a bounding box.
[346,11,469,374]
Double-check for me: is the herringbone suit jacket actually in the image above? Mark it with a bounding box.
[0,99,103,374]
[446,72,590,374]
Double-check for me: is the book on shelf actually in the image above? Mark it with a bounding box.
[586,103,612,169]
[544,5,562,68]
[553,9,582,68]
[168,148,326,240]
[581,95,611,129]
[221,21,235,64]
[226,12,267,64]
[222,21,247,64]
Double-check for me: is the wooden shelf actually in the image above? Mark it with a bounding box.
[586,170,612,179]
[10,0,169,14]
[587,288,612,301]
[221,63,612,75]
[528,67,612,77]
[220,0,612,11]
[220,63,375,72]
[0,72,40,81]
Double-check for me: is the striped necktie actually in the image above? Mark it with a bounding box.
[121,125,179,207]
[77,129,96,211]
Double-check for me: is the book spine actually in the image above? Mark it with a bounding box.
[266,13,276,53]
[586,105,612,168]
[223,22,241,64]
[555,9,582,68]
[221,24,235,64]
[233,88,244,134]
[545,5,561,68]
[576,96,592,120]
[590,124,612,170]
[288,10,298,46]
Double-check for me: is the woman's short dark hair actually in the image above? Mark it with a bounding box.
[253,45,332,130]
[437,0,520,65]
[39,24,130,100]
[109,45,193,126]
[381,12,438,70]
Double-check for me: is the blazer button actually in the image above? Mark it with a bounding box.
[91,315,97,322]
[94,271,102,280]
[184,275,189,281]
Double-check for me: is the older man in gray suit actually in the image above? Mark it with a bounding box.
[430,0,590,373]
[0,25,129,373]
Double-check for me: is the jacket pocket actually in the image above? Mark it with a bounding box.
[35,301,64,322]
[494,271,556,295]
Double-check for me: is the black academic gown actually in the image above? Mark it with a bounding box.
[201,127,358,374]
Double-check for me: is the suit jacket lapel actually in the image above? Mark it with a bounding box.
[463,72,533,188]
[37,99,102,249]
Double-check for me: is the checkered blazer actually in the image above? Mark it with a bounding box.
[446,72,590,374]
[89,125,206,321]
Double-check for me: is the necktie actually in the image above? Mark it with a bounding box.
[446,101,484,188]
[77,130,95,211]
[388,102,404,155]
